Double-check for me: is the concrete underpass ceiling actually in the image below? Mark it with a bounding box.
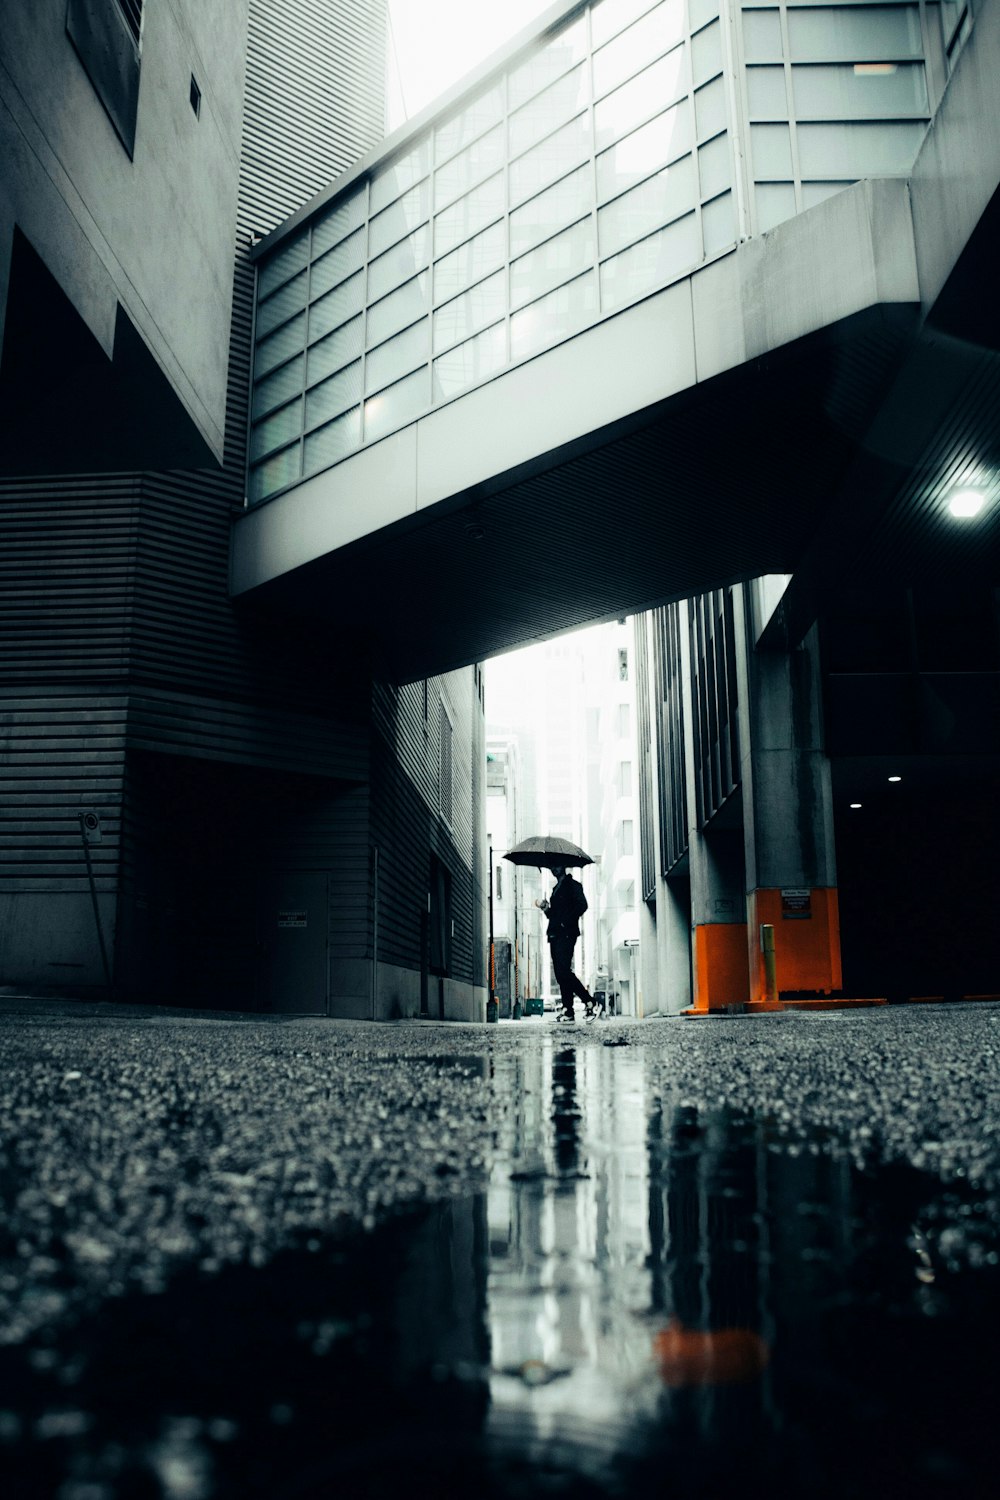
[248,303,928,683]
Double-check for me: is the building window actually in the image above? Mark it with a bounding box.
[116,0,143,46]
[189,75,202,118]
[439,703,453,824]
[619,760,632,797]
[621,820,634,857]
[617,702,631,738]
[66,0,142,155]
[496,865,503,900]
[618,647,629,680]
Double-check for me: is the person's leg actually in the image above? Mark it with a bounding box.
[550,937,576,1019]
[566,941,595,1013]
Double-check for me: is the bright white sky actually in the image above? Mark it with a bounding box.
[386,0,556,127]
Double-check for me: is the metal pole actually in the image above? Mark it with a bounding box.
[79,814,112,994]
[760,923,777,1006]
[487,842,498,1022]
[372,846,379,1020]
[512,876,521,1019]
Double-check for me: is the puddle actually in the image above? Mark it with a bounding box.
[1,1037,998,1497]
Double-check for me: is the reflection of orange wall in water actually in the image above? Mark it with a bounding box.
[653,1319,770,1386]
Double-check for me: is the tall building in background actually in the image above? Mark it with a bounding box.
[582,620,639,1015]
[0,1,488,1022]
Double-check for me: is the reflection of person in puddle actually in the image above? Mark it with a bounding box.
[552,1048,578,1174]
[536,865,595,1023]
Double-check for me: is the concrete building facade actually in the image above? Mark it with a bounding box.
[0,0,489,1021]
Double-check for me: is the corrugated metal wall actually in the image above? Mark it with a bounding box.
[1,0,487,1009]
[0,1,388,992]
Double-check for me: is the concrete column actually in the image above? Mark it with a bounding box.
[733,590,841,1003]
[681,606,749,1012]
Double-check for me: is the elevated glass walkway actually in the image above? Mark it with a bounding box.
[232,0,997,681]
[247,0,950,505]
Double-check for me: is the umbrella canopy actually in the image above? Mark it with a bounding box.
[503,835,594,870]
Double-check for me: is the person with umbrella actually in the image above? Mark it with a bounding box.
[504,837,596,1024]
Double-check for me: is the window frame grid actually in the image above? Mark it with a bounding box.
[249,0,941,505]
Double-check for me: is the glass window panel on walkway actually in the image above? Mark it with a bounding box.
[250,398,302,463]
[255,313,306,379]
[364,368,429,440]
[307,317,363,385]
[595,47,688,149]
[508,15,587,109]
[312,191,365,257]
[433,271,506,354]
[509,63,590,157]
[257,232,308,299]
[593,0,686,98]
[434,124,506,211]
[310,229,366,300]
[510,219,596,310]
[598,155,697,258]
[791,62,928,119]
[434,221,506,305]
[434,174,505,257]
[509,114,592,207]
[256,270,307,339]
[509,165,592,257]
[252,354,304,422]
[435,81,505,163]
[698,131,732,198]
[597,103,692,202]
[787,6,923,62]
[599,213,699,309]
[249,442,300,503]
[432,322,507,400]
[303,408,361,475]
[369,181,431,258]
[370,139,431,214]
[367,272,430,346]
[367,227,430,304]
[510,270,598,360]
[305,360,363,427]
[309,274,364,343]
[365,321,429,394]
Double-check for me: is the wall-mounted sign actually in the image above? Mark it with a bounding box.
[781,889,812,919]
[623,937,640,947]
[277,911,307,928]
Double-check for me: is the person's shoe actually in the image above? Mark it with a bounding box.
[556,1009,575,1024]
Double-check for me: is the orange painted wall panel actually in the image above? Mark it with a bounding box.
[694,923,750,1012]
[748,888,842,999]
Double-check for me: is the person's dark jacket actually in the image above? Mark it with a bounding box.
[544,874,588,942]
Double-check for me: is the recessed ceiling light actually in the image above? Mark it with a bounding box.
[850,802,862,809]
[949,489,986,518]
[888,775,902,782]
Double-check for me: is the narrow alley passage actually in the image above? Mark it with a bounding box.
[1,999,998,1497]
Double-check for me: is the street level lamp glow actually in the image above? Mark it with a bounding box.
[948,489,985,518]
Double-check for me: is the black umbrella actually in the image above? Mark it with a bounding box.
[503,835,594,870]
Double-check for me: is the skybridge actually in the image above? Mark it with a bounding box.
[231,0,1000,680]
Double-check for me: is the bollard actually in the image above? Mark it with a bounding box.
[512,998,522,1020]
[760,923,778,1006]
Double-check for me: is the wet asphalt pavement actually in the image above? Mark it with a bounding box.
[1,998,999,1499]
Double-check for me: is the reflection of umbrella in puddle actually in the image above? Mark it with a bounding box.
[653,1320,770,1386]
[502,1359,573,1387]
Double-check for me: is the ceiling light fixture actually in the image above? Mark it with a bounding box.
[948,489,986,518]
[888,775,902,783]
[850,802,862,809]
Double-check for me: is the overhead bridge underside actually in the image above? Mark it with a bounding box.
[232,168,1000,681]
